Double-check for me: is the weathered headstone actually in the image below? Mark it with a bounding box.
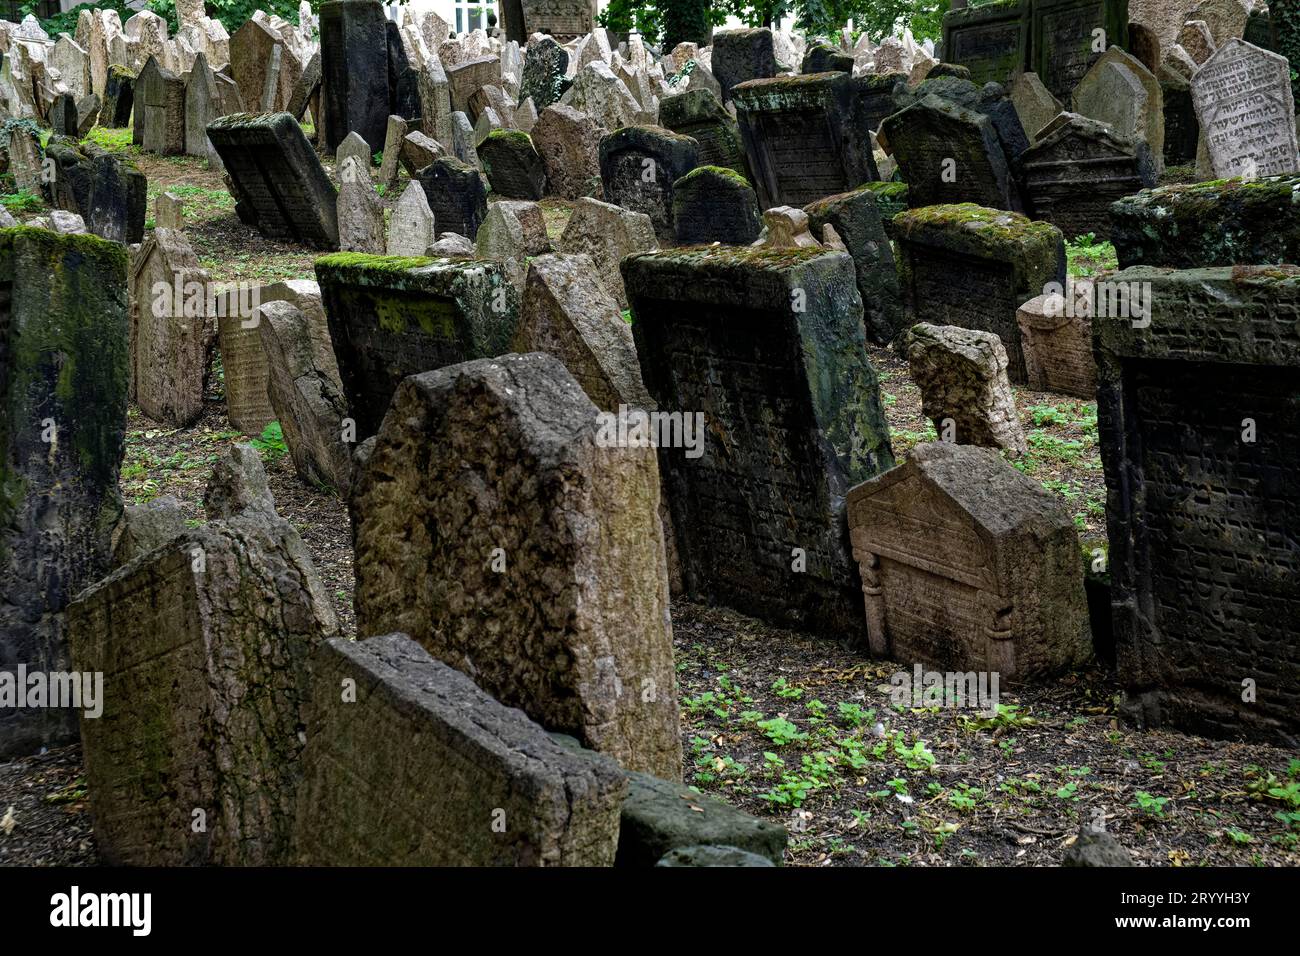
[1071,46,1165,173]
[1016,287,1097,398]
[672,166,761,245]
[478,129,547,200]
[0,229,128,759]
[137,55,186,155]
[448,54,503,120]
[100,64,135,127]
[846,441,1091,677]
[531,104,601,199]
[711,28,777,103]
[659,88,749,178]
[941,0,1030,85]
[1191,38,1298,179]
[399,129,445,175]
[415,156,489,240]
[557,196,658,310]
[599,125,699,240]
[294,634,628,865]
[43,136,148,244]
[623,246,895,636]
[218,306,276,435]
[1160,67,1200,167]
[337,158,386,253]
[519,34,570,112]
[319,0,391,152]
[387,180,437,256]
[1029,0,1130,100]
[315,253,520,438]
[1009,71,1064,141]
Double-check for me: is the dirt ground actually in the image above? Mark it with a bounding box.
[0,138,1295,868]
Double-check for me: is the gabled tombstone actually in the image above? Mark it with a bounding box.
[136,54,186,155]
[1072,46,1165,174]
[229,16,283,118]
[598,125,699,240]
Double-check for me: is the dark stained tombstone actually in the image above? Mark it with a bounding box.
[50,92,79,136]
[208,112,340,250]
[1160,69,1199,167]
[893,203,1065,383]
[598,125,700,240]
[801,44,854,75]
[319,0,391,153]
[882,95,1023,211]
[100,64,134,128]
[43,136,147,244]
[888,74,1030,165]
[804,185,906,345]
[1020,112,1156,240]
[846,442,1090,678]
[712,28,777,103]
[1244,7,1278,52]
[136,55,186,155]
[0,228,129,759]
[415,156,489,240]
[659,88,749,178]
[314,252,520,439]
[853,72,907,134]
[672,166,761,244]
[941,0,1029,85]
[1029,0,1129,100]
[478,130,547,200]
[385,18,420,122]
[1095,265,1300,744]
[520,35,571,112]
[1110,175,1300,268]
[732,72,878,210]
[622,245,895,637]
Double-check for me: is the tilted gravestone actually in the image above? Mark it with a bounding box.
[449,54,503,121]
[478,129,547,200]
[1095,266,1300,744]
[659,88,749,178]
[67,453,338,864]
[804,185,906,346]
[0,228,129,760]
[531,104,602,200]
[386,180,436,256]
[415,156,489,240]
[100,64,135,127]
[941,0,1030,85]
[1071,46,1164,174]
[711,28,777,103]
[294,634,628,865]
[519,34,571,112]
[208,112,340,249]
[1029,0,1129,100]
[846,441,1091,678]
[623,246,895,637]
[672,166,762,245]
[882,95,1023,212]
[1016,285,1096,398]
[1160,68,1200,168]
[351,353,682,777]
[894,204,1065,383]
[802,44,854,75]
[853,72,907,134]
[1192,38,1299,180]
[315,253,520,439]
[557,197,659,311]
[318,0,391,152]
[599,126,700,240]
[1021,112,1156,240]
[136,55,186,155]
[43,136,147,244]
[230,16,284,113]
[1110,174,1300,268]
[732,72,878,210]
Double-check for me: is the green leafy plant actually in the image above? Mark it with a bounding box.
[1131,791,1170,818]
[250,421,288,463]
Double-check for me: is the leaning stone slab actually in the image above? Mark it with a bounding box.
[414,156,489,240]
[556,196,658,311]
[477,128,546,200]
[66,503,338,865]
[941,0,1029,86]
[43,135,147,244]
[315,253,520,440]
[659,88,748,178]
[623,246,895,637]
[207,111,340,249]
[294,633,628,865]
[0,228,129,759]
[352,353,681,777]
[846,441,1090,677]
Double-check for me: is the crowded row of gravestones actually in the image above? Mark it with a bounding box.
[2,0,1299,867]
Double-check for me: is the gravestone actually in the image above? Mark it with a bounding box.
[560,61,646,132]
[802,44,855,75]
[1161,68,1200,167]
[0,229,129,759]
[387,180,437,256]
[229,17,283,113]
[1009,71,1063,141]
[448,54,503,120]
[400,130,445,175]
[1095,266,1300,743]
[1192,38,1298,180]
[43,137,147,244]
[478,129,547,199]
[659,88,749,178]
[882,95,1022,211]
[417,55,455,148]
[315,253,520,439]
[218,306,276,435]
[599,125,700,240]
[888,73,1031,163]
[845,441,1090,677]
[136,55,186,155]
[519,34,570,112]
[1111,175,1300,267]
[901,323,1028,454]
[378,115,407,190]
[732,72,878,210]
[711,28,777,103]
[623,246,895,637]
[50,93,80,137]
[894,204,1065,383]
[415,156,489,240]
[319,0,391,152]
[67,470,338,865]
[294,634,627,865]
[1021,112,1157,240]
[335,131,373,181]
[941,0,1030,85]
[854,72,908,134]
[500,0,594,43]
[804,185,906,345]
[1071,46,1164,173]
[208,111,340,249]
[337,159,386,254]
[672,166,762,245]
[755,206,821,248]
[100,64,135,127]
[1017,287,1096,398]
[1029,0,1130,100]
[557,197,659,310]
[531,104,602,199]
[130,228,213,427]
[352,353,681,777]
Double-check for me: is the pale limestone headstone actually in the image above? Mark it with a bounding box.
[387,181,436,256]
[1192,38,1299,179]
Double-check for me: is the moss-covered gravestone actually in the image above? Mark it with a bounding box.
[0,227,129,759]
[598,125,700,241]
[478,129,546,200]
[208,112,340,250]
[1110,175,1300,268]
[351,353,682,778]
[801,44,854,75]
[941,0,1030,86]
[315,253,520,440]
[414,156,489,240]
[859,181,910,229]
[894,204,1064,383]
[1021,112,1156,240]
[622,246,895,638]
[732,72,878,210]
[852,72,907,135]
[519,35,571,112]
[1095,266,1300,744]
[43,136,147,244]
[1029,0,1129,100]
[659,88,749,179]
[672,166,761,245]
